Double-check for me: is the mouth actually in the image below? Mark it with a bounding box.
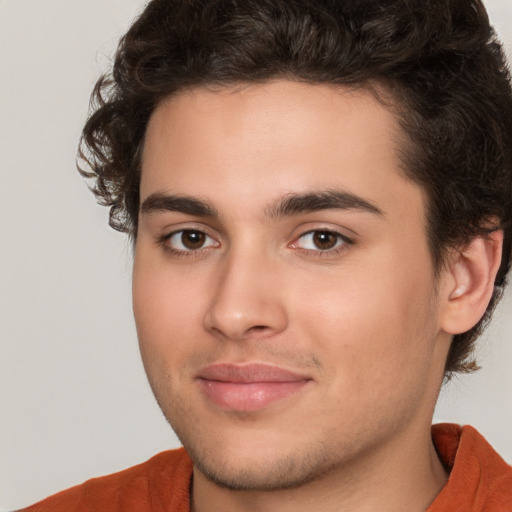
[196,363,312,412]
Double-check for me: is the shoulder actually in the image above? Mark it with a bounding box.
[430,424,512,511]
[459,425,512,511]
[18,448,192,512]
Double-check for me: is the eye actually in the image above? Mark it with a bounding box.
[293,230,350,252]
[164,229,219,253]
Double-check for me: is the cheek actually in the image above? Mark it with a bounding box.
[132,253,207,371]
[290,279,437,437]
[290,255,438,391]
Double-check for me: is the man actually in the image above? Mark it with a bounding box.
[21,0,512,510]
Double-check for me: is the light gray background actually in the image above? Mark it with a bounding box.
[1,1,511,510]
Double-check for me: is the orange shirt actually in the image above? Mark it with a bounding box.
[427,424,512,511]
[20,449,192,512]
[20,424,512,511]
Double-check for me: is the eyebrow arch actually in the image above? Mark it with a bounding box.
[266,190,384,218]
[141,193,218,217]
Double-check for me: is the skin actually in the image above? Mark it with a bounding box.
[132,80,500,512]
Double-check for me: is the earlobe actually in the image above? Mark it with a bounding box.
[440,230,504,335]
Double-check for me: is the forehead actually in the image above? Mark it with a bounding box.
[140,80,423,221]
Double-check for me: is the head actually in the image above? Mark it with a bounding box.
[78,0,512,495]
[80,0,512,377]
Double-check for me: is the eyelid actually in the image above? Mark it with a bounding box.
[290,227,355,254]
[170,230,218,249]
[158,225,221,256]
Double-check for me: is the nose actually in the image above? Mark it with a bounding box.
[203,250,288,341]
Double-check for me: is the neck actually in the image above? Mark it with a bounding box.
[191,424,448,512]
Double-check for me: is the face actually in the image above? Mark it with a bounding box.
[133,80,450,491]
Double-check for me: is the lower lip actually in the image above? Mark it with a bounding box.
[198,380,309,412]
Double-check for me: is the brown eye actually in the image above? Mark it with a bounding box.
[312,231,338,250]
[294,229,350,253]
[181,230,205,249]
[165,229,218,253]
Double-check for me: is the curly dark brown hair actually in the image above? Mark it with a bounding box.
[78,0,512,376]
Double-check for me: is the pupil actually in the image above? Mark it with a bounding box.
[182,230,205,249]
[313,231,337,250]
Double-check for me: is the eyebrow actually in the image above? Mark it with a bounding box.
[141,193,218,217]
[140,189,384,219]
[266,190,384,218]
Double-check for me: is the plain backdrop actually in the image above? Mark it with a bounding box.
[1,1,512,510]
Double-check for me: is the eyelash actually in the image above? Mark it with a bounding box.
[291,229,354,256]
[158,229,219,258]
[158,228,354,258]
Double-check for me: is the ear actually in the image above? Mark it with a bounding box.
[439,230,504,335]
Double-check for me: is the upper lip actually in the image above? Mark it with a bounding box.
[196,363,311,383]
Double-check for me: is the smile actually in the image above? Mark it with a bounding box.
[196,363,312,412]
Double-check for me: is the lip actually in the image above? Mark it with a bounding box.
[196,363,312,412]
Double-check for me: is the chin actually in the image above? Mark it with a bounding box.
[193,449,337,491]
[178,424,346,492]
